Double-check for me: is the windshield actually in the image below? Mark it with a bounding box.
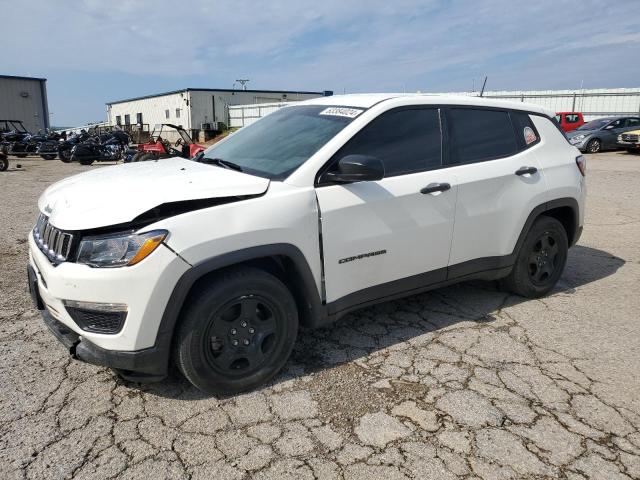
[577,119,610,131]
[201,105,359,179]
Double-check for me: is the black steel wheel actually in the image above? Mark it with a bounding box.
[587,138,601,153]
[502,216,568,298]
[174,267,298,395]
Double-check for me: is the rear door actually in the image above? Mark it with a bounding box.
[444,107,548,276]
[316,107,457,304]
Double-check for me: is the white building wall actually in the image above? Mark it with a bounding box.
[229,102,293,128]
[0,76,49,132]
[107,89,328,137]
[107,91,190,139]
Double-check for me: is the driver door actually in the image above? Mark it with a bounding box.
[315,107,457,305]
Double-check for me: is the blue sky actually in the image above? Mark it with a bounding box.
[3,0,640,126]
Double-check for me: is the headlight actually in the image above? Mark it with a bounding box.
[77,230,168,267]
[571,134,586,143]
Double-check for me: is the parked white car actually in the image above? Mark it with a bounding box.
[28,94,586,394]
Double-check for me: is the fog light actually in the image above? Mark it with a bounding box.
[63,300,128,334]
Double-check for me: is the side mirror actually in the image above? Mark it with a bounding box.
[321,154,384,184]
[604,124,615,130]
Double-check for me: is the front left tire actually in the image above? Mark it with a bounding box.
[173,267,299,395]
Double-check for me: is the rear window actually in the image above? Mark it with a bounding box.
[447,108,518,164]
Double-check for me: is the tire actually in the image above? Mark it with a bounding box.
[173,267,298,395]
[130,152,143,162]
[626,148,640,154]
[79,158,95,166]
[59,149,72,163]
[16,154,27,158]
[586,138,601,153]
[502,216,568,298]
[139,153,158,161]
[41,154,56,160]
[0,156,8,172]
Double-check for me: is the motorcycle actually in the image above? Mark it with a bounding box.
[0,151,8,171]
[70,131,131,165]
[5,130,61,158]
[55,131,91,162]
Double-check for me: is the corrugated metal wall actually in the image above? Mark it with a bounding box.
[229,88,640,126]
[229,102,294,128]
[0,76,49,132]
[437,88,640,120]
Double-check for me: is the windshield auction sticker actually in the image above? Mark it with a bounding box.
[319,107,364,118]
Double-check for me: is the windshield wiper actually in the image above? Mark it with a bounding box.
[199,156,244,172]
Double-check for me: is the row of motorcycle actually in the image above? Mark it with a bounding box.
[0,123,136,166]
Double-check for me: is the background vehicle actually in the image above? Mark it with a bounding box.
[54,131,92,162]
[70,131,131,165]
[554,112,585,132]
[131,124,205,161]
[566,116,640,153]
[28,95,585,395]
[0,151,7,171]
[617,129,640,153]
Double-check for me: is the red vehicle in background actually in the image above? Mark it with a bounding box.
[554,112,585,132]
[131,124,205,162]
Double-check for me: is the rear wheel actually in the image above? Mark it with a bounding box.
[626,148,639,154]
[0,155,8,171]
[502,216,568,298]
[174,267,298,395]
[586,138,601,153]
[16,154,27,158]
[79,158,94,166]
[41,154,56,160]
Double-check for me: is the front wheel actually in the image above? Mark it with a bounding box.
[138,153,159,161]
[41,154,56,160]
[79,158,94,165]
[586,138,601,153]
[173,267,298,395]
[502,216,568,298]
[59,149,72,163]
[0,155,8,171]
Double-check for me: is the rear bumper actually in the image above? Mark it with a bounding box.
[41,308,168,382]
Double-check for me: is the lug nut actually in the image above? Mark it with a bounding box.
[230,328,237,335]
[243,339,250,346]
[248,327,255,334]
[232,339,239,346]
[240,321,248,328]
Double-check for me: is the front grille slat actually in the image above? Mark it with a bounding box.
[33,214,76,264]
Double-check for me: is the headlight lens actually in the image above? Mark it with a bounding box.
[77,230,168,267]
[571,134,586,143]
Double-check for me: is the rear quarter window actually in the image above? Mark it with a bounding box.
[511,111,540,150]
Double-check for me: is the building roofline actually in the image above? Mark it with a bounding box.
[106,88,330,105]
[0,74,47,82]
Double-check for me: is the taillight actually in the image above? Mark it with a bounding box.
[576,155,586,176]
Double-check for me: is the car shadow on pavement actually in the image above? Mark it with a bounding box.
[133,244,625,399]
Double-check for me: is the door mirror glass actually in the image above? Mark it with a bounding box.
[321,154,385,183]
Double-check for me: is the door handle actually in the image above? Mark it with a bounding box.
[515,166,538,176]
[420,182,451,194]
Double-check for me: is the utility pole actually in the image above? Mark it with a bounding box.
[234,79,250,91]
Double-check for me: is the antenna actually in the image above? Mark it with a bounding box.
[479,76,488,97]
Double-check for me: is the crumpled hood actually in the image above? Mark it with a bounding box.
[39,157,270,230]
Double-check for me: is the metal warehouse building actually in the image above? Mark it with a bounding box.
[106,88,332,139]
[0,75,49,132]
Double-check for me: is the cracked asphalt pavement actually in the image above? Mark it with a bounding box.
[1,153,640,479]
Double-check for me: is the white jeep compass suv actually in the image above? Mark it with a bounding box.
[28,94,586,394]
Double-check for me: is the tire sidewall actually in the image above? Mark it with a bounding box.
[587,138,601,153]
[176,269,298,395]
[511,217,568,297]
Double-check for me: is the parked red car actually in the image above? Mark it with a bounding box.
[554,112,585,132]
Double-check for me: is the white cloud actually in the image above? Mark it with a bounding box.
[4,0,639,93]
